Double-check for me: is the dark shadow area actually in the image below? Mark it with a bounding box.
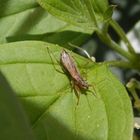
[0,71,34,140]
[0,0,10,17]
[7,30,90,49]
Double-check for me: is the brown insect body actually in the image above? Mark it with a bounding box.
[60,49,89,91]
[47,47,94,104]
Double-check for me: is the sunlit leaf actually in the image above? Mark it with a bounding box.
[0,41,133,140]
[37,0,109,33]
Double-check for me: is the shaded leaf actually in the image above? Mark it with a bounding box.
[0,2,89,47]
[0,0,37,17]
[103,5,116,22]
[0,72,35,140]
[7,30,90,48]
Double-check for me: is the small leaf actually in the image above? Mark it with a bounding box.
[103,5,116,22]
[0,72,35,140]
[0,41,133,140]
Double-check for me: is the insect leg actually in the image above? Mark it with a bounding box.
[46,47,64,74]
[70,80,81,105]
[74,84,81,105]
[88,84,97,97]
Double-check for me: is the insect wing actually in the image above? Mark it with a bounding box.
[60,50,89,90]
[60,50,79,78]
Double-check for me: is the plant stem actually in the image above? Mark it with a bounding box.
[131,90,139,102]
[127,79,140,110]
[97,31,135,61]
[103,60,140,71]
[110,20,135,54]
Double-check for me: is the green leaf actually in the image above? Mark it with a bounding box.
[37,0,109,33]
[0,41,133,140]
[0,72,35,140]
[0,1,89,47]
[103,5,116,22]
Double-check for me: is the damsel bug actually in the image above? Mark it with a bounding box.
[47,47,95,104]
[60,49,94,104]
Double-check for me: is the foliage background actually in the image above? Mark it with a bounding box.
[0,0,140,140]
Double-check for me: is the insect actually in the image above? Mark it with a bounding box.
[47,47,95,104]
[60,49,93,104]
